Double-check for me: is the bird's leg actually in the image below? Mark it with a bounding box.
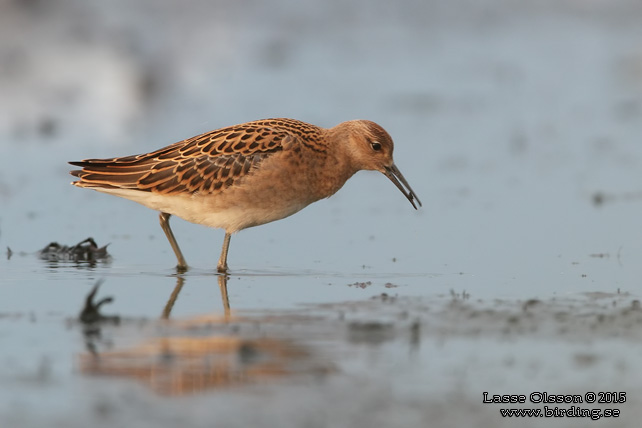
[159,212,188,271]
[218,274,231,319]
[217,233,232,273]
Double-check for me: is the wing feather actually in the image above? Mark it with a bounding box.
[69,119,323,195]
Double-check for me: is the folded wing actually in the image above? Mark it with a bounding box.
[70,122,297,195]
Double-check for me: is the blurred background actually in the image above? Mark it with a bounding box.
[2,0,642,425]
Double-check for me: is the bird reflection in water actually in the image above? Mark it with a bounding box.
[78,274,332,395]
[161,274,230,320]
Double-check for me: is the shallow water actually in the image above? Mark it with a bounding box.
[2,0,642,426]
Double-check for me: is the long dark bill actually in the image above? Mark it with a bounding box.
[384,164,422,210]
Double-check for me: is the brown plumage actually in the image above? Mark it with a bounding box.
[70,119,320,194]
[70,118,421,272]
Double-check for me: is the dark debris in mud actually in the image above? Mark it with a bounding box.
[345,290,642,343]
[348,281,372,289]
[39,237,110,263]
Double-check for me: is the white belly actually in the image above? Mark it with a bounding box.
[93,185,313,233]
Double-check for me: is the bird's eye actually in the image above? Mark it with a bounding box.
[371,142,382,151]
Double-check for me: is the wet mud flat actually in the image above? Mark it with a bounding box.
[2,288,641,428]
